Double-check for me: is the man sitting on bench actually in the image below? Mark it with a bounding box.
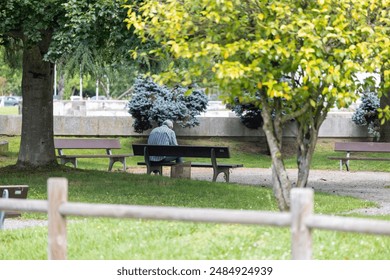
[148,120,184,164]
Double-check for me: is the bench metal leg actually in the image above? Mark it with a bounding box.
[60,158,77,168]
[109,157,126,172]
[213,167,230,182]
[147,165,163,176]
[340,159,349,171]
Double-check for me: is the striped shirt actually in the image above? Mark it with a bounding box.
[147,124,178,161]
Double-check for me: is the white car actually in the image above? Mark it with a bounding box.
[0,96,21,106]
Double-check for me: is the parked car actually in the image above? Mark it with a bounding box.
[0,96,21,106]
[70,95,83,101]
[90,95,107,100]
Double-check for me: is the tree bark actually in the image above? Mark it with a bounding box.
[296,120,318,189]
[379,92,390,142]
[17,32,57,168]
[295,99,329,189]
[261,98,291,211]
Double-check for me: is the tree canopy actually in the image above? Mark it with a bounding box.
[126,0,390,210]
[0,0,142,168]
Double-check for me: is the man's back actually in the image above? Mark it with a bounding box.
[147,125,178,146]
[147,124,179,162]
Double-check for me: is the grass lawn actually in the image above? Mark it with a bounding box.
[2,135,389,171]
[0,106,18,115]
[1,136,389,260]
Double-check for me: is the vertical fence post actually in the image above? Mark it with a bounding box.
[291,188,314,260]
[48,178,68,260]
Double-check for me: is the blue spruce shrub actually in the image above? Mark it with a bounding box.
[352,92,380,139]
[128,77,208,133]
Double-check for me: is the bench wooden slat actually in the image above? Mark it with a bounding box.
[137,162,244,168]
[334,142,390,153]
[55,138,131,171]
[0,185,29,218]
[133,144,243,182]
[58,154,133,159]
[328,157,390,161]
[329,142,390,171]
[54,138,121,149]
[132,144,230,158]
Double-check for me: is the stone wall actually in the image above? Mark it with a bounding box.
[0,113,369,139]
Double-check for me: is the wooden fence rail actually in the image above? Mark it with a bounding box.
[1,177,390,260]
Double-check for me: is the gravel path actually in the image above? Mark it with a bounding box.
[191,168,390,215]
[2,167,389,230]
[2,219,47,230]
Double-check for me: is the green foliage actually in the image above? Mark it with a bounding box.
[0,1,144,99]
[125,0,390,125]
[125,0,390,207]
[125,0,390,107]
[0,47,22,95]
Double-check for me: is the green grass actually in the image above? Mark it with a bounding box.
[1,168,388,260]
[1,136,389,260]
[0,106,18,115]
[1,136,389,171]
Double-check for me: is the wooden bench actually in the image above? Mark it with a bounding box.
[55,138,132,171]
[328,142,390,171]
[0,185,29,229]
[132,144,243,182]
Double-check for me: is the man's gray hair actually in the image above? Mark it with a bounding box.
[162,120,174,129]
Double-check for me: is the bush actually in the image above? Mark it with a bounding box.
[128,77,208,133]
[229,97,263,129]
[352,91,380,139]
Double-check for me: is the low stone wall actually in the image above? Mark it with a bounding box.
[0,112,369,138]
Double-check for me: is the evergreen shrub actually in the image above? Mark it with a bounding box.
[127,77,208,133]
[352,91,380,139]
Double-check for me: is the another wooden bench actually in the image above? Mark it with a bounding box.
[328,142,390,171]
[55,138,132,171]
[0,185,29,229]
[132,144,243,182]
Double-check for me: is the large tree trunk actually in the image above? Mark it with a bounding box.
[17,32,57,168]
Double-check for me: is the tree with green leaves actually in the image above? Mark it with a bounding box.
[0,0,140,168]
[126,0,390,210]
[0,47,22,96]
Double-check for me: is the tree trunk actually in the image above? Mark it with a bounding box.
[295,100,329,189]
[296,123,318,189]
[17,33,57,168]
[379,92,390,142]
[261,99,291,211]
[57,71,66,100]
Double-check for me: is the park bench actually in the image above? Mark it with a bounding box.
[55,138,132,171]
[132,144,243,182]
[328,142,390,171]
[0,185,29,229]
